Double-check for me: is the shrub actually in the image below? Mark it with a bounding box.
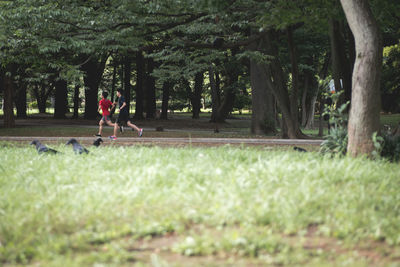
[320,126,348,155]
[380,135,400,162]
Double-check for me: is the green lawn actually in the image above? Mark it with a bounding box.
[1,145,400,266]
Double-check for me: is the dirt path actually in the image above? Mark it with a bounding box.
[0,136,323,147]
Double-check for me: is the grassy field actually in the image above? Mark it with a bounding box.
[1,144,400,266]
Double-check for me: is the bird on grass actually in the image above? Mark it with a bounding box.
[30,140,59,154]
[66,138,89,154]
[293,146,307,152]
[93,137,103,147]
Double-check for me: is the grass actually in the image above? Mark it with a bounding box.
[1,145,400,266]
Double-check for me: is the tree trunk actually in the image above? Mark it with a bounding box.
[161,80,171,120]
[250,58,276,135]
[73,84,80,119]
[340,0,382,156]
[287,26,301,133]
[209,67,221,122]
[54,79,68,119]
[262,30,306,139]
[15,83,27,118]
[32,83,52,114]
[81,55,108,119]
[145,56,156,119]
[305,93,318,130]
[134,51,145,120]
[329,19,353,104]
[2,70,15,128]
[124,56,132,114]
[301,75,309,127]
[192,72,203,119]
[111,60,117,103]
[36,88,47,113]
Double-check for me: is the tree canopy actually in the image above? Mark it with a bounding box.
[1,0,400,155]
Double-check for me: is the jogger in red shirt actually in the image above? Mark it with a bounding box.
[95,91,116,137]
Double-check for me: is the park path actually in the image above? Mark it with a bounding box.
[0,136,323,146]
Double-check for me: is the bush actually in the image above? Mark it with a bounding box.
[380,135,400,162]
[320,94,349,155]
[320,126,348,155]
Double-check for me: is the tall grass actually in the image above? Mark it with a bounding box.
[1,145,399,265]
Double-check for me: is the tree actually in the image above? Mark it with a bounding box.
[340,0,383,156]
[1,67,16,128]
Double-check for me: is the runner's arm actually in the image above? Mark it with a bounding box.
[119,101,127,111]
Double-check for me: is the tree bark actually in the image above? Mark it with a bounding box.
[124,56,132,114]
[73,84,80,119]
[32,83,52,114]
[54,79,68,119]
[329,19,353,104]
[145,56,156,119]
[111,59,117,103]
[287,26,301,133]
[209,67,221,122]
[301,75,309,127]
[250,58,276,135]
[340,0,383,156]
[2,70,15,128]
[15,83,27,118]
[134,51,145,120]
[81,55,108,119]
[262,30,306,139]
[161,80,171,120]
[192,72,203,119]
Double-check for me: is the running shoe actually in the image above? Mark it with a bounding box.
[138,128,143,137]
[109,135,117,141]
[94,134,102,137]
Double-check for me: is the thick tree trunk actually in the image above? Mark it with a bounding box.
[2,71,15,128]
[192,72,203,119]
[81,55,108,120]
[15,83,27,118]
[340,0,382,156]
[161,80,171,120]
[54,79,68,119]
[134,51,145,120]
[145,56,156,119]
[250,59,276,135]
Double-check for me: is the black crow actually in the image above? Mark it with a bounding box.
[293,146,307,152]
[93,137,103,147]
[66,138,89,154]
[30,140,59,154]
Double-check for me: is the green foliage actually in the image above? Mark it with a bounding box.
[380,134,400,162]
[320,91,349,155]
[381,43,400,113]
[320,126,348,155]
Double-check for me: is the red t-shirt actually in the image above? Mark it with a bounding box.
[99,98,113,116]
